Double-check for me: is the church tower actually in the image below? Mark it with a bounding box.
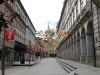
[45,24,51,38]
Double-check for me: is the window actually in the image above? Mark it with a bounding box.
[16,5,18,12]
[18,9,20,14]
[73,11,75,22]
[14,19,17,27]
[66,3,69,14]
[69,18,71,28]
[76,4,78,18]
[70,16,72,27]
[71,13,73,25]
[68,0,71,9]
[68,20,69,30]
[80,0,83,10]
[66,22,68,31]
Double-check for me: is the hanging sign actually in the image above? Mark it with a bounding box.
[5,30,15,40]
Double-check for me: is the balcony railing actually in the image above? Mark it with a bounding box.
[68,2,90,33]
[80,5,87,17]
[57,1,90,49]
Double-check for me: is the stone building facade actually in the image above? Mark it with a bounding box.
[0,0,36,69]
[56,0,100,67]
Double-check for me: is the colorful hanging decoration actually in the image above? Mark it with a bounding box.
[50,31,55,37]
[60,29,69,36]
[35,31,45,38]
[39,30,43,33]
[48,38,53,44]
[39,38,45,43]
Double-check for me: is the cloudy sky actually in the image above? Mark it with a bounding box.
[20,0,64,31]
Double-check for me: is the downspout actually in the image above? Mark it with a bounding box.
[90,0,96,67]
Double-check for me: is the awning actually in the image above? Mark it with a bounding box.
[14,41,27,51]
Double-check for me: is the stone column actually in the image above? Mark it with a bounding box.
[66,48,68,59]
[93,5,100,67]
[68,46,70,60]
[80,37,87,62]
[67,47,70,60]
[64,49,65,59]
[63,49,65,59]
[65,48,67,59]
[72,43,74,60]
[72,43,74,61]
[73,41,76,61]
[70,45,73,60]
[76,39,81,61]
[86,33,94,64]
[62,50,63,59]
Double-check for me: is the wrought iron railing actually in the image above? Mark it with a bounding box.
[68,2,89,33]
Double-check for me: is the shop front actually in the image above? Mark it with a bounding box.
[14,41,27,64]
[0,47,15,69]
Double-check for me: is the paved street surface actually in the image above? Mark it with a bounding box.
[0,58,67,75]
[0,58,100,75]
[57,58,100,75]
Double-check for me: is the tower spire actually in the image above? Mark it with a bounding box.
[47,22,50,31]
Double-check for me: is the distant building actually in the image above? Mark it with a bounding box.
[56,0,100,67]
[45,25,57,57]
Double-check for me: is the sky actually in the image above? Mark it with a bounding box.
[20,0,64,31]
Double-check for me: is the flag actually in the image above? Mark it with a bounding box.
[31,45,35,50]
[5,30,15,40]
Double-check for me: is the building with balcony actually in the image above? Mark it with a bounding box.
[25,16,36,61]
[0,0,36,69]
[56,0,100,67]
[0,0,17,69]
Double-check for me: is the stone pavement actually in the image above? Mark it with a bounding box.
[56,58,100,75]
[0,66,29,75]
[0,58,67,75]
[1,58,100,75]
[13,60,37,66]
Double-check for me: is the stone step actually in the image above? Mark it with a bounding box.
[57,60,70,73]
[56,59,77,74]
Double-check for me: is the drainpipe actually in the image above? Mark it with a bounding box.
[90,0,96,67]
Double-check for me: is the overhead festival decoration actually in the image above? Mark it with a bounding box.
[50,31,55,37]
[48,38,53,44]
[35,30,45,38]
[35,29,68,49]
[39,30,43,33]
[60,29,69,37]
[39,38,45,44]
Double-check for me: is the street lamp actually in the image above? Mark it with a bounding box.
[29,40,31,67]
